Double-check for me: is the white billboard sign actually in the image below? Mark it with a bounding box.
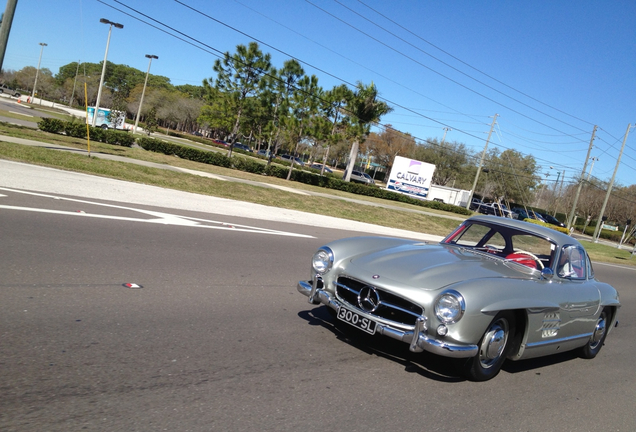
[386,155,436,199]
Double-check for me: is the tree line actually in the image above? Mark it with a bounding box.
[1,41,634,232]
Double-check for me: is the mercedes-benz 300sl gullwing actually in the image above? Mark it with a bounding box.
[297,215,620,381]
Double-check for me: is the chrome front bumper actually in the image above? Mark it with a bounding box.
[298,280,478,359]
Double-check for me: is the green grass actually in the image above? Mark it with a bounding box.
[0,109,41,123]
[578,240,636,266]
[1,120,634,267]
[0,141,461,237]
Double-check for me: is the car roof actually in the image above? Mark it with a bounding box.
[467,215,579,248]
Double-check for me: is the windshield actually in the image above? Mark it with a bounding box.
[444,221,556,270]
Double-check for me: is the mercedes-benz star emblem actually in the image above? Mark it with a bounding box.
[358,286,380,313]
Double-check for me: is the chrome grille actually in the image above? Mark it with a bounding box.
[335,276,423,326]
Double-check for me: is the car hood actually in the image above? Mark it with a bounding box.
[345,243,530,291]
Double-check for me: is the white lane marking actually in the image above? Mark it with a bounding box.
[266,184,311,195]
[172,166,310,195]
[0,204,314,238]
[10,111,34,117]
[0,188,315,238]
[173,167,227,181]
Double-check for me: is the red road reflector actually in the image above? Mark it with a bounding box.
[123,283,143,289]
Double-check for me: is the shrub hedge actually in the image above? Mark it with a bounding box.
[137,137,473,217]
[38,117,135,147]
[521,218,571,235]
[136,137,232,168]
[573,222,634,244]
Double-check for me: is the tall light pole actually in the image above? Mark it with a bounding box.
[92,18,123,127]
[586,156,598,180]
[441,127,451,144]
[553,170,565,216]
[549,169,561,212]
[465,114,498,209]
[133,54,158,134]
[536,168,553,207]
[69,60,80,107]
[30,42,47,103]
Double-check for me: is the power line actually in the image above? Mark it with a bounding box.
[354,0,596,129]
[99,0,629,187]
[305,0,591,140]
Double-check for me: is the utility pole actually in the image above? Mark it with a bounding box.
[592,123,632,242]
[566,125,597,230]
[0,0,18,72]
[465,114,498,210]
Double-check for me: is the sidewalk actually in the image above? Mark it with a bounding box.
[0,157,445,242]
[0,130,464,214]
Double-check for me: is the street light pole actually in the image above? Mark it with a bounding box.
[586,156,598,180]
[465,114,498,210]
[92,18,123,127]
[69,60,80,107]
[536,168,553,207]
[133,54,158,134]
[553,170,565,217]
[441,127,451,144]
[30,42,47,103]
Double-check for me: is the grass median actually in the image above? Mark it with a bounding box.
[0,139,461,237]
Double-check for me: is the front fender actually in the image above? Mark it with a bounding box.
[440,277,552,345]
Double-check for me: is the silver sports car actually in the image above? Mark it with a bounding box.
[298,215,620,381]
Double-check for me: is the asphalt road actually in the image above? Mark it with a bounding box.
[0,96,45,128]
[1,164,635,432]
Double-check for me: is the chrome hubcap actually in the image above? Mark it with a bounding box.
[590,314,607,350]
[479,319,508,369]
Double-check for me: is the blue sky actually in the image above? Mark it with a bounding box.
[3,0,635,188]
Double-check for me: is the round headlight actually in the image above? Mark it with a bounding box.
[312,247,333,275]
[435,291,465,324]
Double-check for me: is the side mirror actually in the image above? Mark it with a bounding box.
[541,267,554,281]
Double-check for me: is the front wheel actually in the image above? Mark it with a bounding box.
[579,308,610,359]
[463,311,515,381]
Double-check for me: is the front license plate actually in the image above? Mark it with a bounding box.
[337,306,376,335]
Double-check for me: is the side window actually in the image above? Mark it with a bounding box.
[511,234,552,257]
[452,224,492,247]
[586,253,595,279]
[557,246,587,279]
[484,232,506,252]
